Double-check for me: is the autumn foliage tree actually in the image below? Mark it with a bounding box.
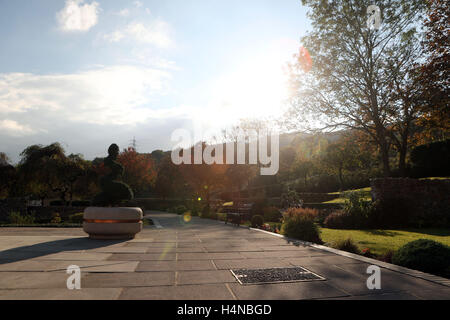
[117,147,156,196]
[416,0,450,140]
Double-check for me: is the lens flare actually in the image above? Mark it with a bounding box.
[298,46,312,73]
[183,213,192,223]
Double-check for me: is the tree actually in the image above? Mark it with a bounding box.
[416,0,450,140]
[117,147,156,196]
[287,0,426,176]
[154,154,184,199]
[18,143,67,203]
[0,153,16,198]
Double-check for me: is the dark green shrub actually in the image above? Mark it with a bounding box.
[392,239,450,275]
[281,212,322,244]
[251,215,264,228]
[331,238,360,254]
[280,190,303,209]
[69,212,84,223]
[262,207,282,222]
[8,211,35,224]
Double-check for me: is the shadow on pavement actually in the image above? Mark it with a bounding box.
[0,238,127,264]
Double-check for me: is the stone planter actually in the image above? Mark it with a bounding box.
[83,207,143,240]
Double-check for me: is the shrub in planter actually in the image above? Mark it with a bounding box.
[392,239,450,275]
[262,206,282,222]
[281,212,322,244]
[251,215,264,228]
[330,238,360,254]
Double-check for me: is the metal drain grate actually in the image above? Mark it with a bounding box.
[230,267,325,285]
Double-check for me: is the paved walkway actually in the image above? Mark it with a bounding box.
[0,212,449,300]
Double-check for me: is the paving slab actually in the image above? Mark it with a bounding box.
[0,288,122,300]
[83,272,175,288]
[119,284,234,300]
[0,212,449,300]
[177,270,236,285]
[136,260,216,272]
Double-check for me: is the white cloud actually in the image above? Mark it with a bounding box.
[0,120,35,137]
[117,9,130,17]
[0,66,172,126]
[133,1,143,8]
[103,30,125,42]
[57,0,100,32]
[103,19,172,48]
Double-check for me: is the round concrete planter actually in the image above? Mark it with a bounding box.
[83,207,143,240]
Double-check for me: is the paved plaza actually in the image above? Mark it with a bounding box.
[0,212,449,300]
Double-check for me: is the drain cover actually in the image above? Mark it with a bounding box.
[230,267,325,285]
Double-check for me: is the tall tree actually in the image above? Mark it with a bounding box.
[118,147,156,196]
[286,0,426,176]
[416,0,450,140]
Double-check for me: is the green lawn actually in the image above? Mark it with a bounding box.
[325,187,372,204]
[320,227,450,256]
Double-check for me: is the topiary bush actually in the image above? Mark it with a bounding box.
[281,211,322,244]
[51,213,61,224]
[251,215,264,228]
[262,206,282,222]
[392,239,450,275]
[331,238,360,254]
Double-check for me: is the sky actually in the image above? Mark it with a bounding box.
[0,0,311,163]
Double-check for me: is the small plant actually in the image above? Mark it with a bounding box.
[51,213,62,224]
[331,238,360,254]
[392,239,450,275]
[8,211,35,224]
[281,211,322,244]
[251,215,264,228]
[281,190,303,209]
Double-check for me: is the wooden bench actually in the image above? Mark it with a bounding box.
[222,202,253,226]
